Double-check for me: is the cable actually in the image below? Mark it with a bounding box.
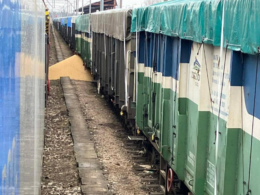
[135,13,139,103]
[214,0,226,193]
[202,41,214,113]
[217,45,228,124]
[123,10,128,107]
[151,34,157,127]
[214,43,228,195]
[240,53,245,195]
[142,32,148,131]
[246,51,259,195]
[172,39,179,129]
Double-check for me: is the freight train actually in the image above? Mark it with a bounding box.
[0,0,48,194]
[54,1,260,194]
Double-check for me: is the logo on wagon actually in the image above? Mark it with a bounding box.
[191,57,201,81]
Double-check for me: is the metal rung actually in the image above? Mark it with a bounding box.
[133,158,147,163]
[133,164,153,170]
[131,155,145,158]
[146,184,160,188]
[150,192,164,195]
[128,136,146,141]
[126,150,143,153]
[160,170,166,180]
[124,146,139,149]
[124,142,135,146]
[141,177,158,182]
[160,185,165,193]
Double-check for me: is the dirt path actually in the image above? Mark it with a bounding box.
[54,27,73,59]
[41,26,81,195]
[49,25,58,66]
[72,80,147,195]
[41,80,81,195]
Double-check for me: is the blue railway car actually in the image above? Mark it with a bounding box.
[0,0,46,194]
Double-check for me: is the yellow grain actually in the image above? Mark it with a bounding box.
[49,55,92,81]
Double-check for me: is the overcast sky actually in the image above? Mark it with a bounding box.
[77,0,146,7]
[49,0,161,15]
[121,0,146,8]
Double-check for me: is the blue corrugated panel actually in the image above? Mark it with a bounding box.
[0,0,21,194]
[67,17,72,27]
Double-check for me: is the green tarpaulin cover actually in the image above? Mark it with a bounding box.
[76,14,90,33]
[131,0,260,54]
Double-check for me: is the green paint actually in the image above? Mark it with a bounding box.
[223,128,240,195]
[75,35,92,68]
[81,37,91,68]
[193,111,210,194]
[75,36,81,54]
[236,130,260,195]
[136,71,260,195]
[142,75,150,134]
[175,113,188,179]
[160,95,172,162]
[136,72,146,130]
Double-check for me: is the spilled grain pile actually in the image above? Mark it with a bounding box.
[49,55,92,81]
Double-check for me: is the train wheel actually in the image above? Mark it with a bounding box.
[167,168,173,192]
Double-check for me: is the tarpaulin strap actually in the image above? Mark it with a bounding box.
[99,14,105,94]
[246,51,259,195]
[214,1,226,193]
[135,12,139,103]
[102,13,105,57]
[123,11,128,107]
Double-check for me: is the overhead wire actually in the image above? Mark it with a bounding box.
[201,40,214,113]
[246,51,259,195]
[214,0,226,193]
[239,53,246,195]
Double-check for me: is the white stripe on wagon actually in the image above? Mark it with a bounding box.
[138,63,145,73]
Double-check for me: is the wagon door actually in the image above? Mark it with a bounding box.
[184,42,212,194]
[159,36,180,162]
[150,34,163,141]
[136,32,147,131]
